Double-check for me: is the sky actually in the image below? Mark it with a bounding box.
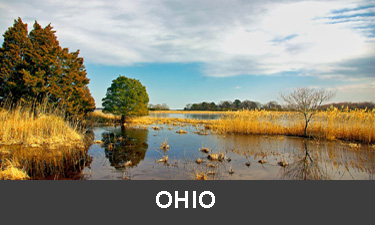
[0,0,374,109]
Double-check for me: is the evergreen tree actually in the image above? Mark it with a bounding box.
[0,18,95,118]
[0,18,31,101]
[102,75,149,124]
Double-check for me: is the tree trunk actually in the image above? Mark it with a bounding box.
[30,104,38,120]
[33,107,38,119]
[121,115,125,125]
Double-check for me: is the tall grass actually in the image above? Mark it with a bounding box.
[310,107,374,143]
[0,100,91,179]
[0,101,85,148]
[209,108,375,144]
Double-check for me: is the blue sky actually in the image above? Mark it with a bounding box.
[1,0,374,109]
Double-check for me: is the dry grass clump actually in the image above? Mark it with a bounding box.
[160,138,170,150]
[194,171,208,180]
[176,129,188,134]
[0,103,85,148]
[151,126,160,130]
[87,110,119,123]
[158,155,169,163]
[0,159,29,180]
[278,161,289,167]
[207,153,225,161]
[199,147,210,153]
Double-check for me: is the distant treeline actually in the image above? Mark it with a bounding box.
[184,100,375,111]
[319,102,375,110]
[148,103,170,111]
[184,100,282,111]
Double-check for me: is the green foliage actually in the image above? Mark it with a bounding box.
[102,75,149,121]
[0,18,95,119]
[149,103,169,111]
[184,99,267,111]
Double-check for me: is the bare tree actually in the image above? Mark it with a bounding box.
[280,87,336,137]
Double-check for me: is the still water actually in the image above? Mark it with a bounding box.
[84,115,375,180]
[149,112,222,120]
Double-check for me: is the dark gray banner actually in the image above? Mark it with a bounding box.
[1,181,373,223]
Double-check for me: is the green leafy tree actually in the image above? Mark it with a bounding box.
[233,99,241,109]
[102,75,149,124]
[0,18,95,119]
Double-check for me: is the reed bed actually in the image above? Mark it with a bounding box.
[0,102,90,179]
[129,108,374,144]
[128,116,212,127]
[310,108,375,143]
[0,106,85,148]
[209,108,375,144]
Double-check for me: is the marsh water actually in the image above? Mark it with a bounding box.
[150,112,222,120]
[83,114,374,180]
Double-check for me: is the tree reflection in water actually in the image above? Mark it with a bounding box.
[280,141,330,180]
[101,126,149,170]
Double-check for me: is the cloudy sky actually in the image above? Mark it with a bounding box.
[1,0,374,108]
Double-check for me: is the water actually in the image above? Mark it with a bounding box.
[149,112,222,120]
[83,114,375,180]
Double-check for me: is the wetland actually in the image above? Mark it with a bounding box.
[83,113,375,180]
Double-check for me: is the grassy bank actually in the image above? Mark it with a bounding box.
[0,103,90,180]
[86,109,119,124]
[0,104,85,148]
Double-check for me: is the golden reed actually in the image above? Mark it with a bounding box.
[209,108,374,144]
[0,102,89,179]
[126,108,374,144]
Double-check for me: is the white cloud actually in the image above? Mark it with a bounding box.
[0,0,374,80]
